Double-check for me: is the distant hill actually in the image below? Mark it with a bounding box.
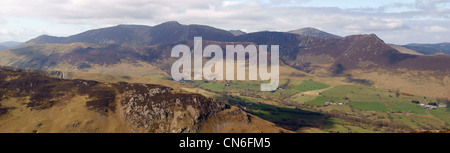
[0,41,22,49]
[0,45,7,50]
[24,21,235,46]
[229,30,246,36]
[24,24,153,46]
[388,44,423,55]
[290,34,450,72]
[402,43,450,55]
[288,27,341,38]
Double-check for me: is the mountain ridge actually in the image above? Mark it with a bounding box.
[288,27,341,38]
[8,21,450,78]
[24,21,236,46]
[229,30,246,36]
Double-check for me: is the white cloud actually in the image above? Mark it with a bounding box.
[343,18,408,33]
[0,18,6,25]
[0,29,9,35]
[222,1,243,7]
[425,25,448,32]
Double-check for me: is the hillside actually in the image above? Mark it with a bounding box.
[388,44,423,55]
[0,41,22,48]
[402,43,450,55]
[0,67,289,133]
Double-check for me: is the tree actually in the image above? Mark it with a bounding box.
[436,97,450,105]
[332,64,345,75]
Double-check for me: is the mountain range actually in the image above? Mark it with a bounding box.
[24,21,235,46]
[1,21,450,133]
[9,21,448,76]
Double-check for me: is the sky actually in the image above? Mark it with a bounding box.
[0,0,449,44]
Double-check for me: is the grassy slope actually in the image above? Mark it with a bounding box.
[190,62,449,132]
[2,43,449,133]
[0,96,131,133]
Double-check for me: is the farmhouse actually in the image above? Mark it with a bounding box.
[420,104,437,110]
[324,102,344,106]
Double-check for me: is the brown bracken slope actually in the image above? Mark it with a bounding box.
[0,68,289,133]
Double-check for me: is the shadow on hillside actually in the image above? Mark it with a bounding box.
[222,95,334,132]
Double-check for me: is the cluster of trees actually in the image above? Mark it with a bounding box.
[436,97,450,107]
[332,64,345,75]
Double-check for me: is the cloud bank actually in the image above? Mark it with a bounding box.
[0,0,449,44]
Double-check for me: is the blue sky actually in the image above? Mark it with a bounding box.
[0,0,449,44]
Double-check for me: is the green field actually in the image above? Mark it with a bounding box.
[196,80,302,99]
[429,108,450,123]
[191,72,448,133]
[306,96,341,106]
[349,101,389,112]
[387,102,428,115]
[197,82,227,93]
[321,85,392,100]
[292,80,330,92]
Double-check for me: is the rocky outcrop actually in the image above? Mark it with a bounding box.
[0,68,233,133]
[114,83,226,133]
